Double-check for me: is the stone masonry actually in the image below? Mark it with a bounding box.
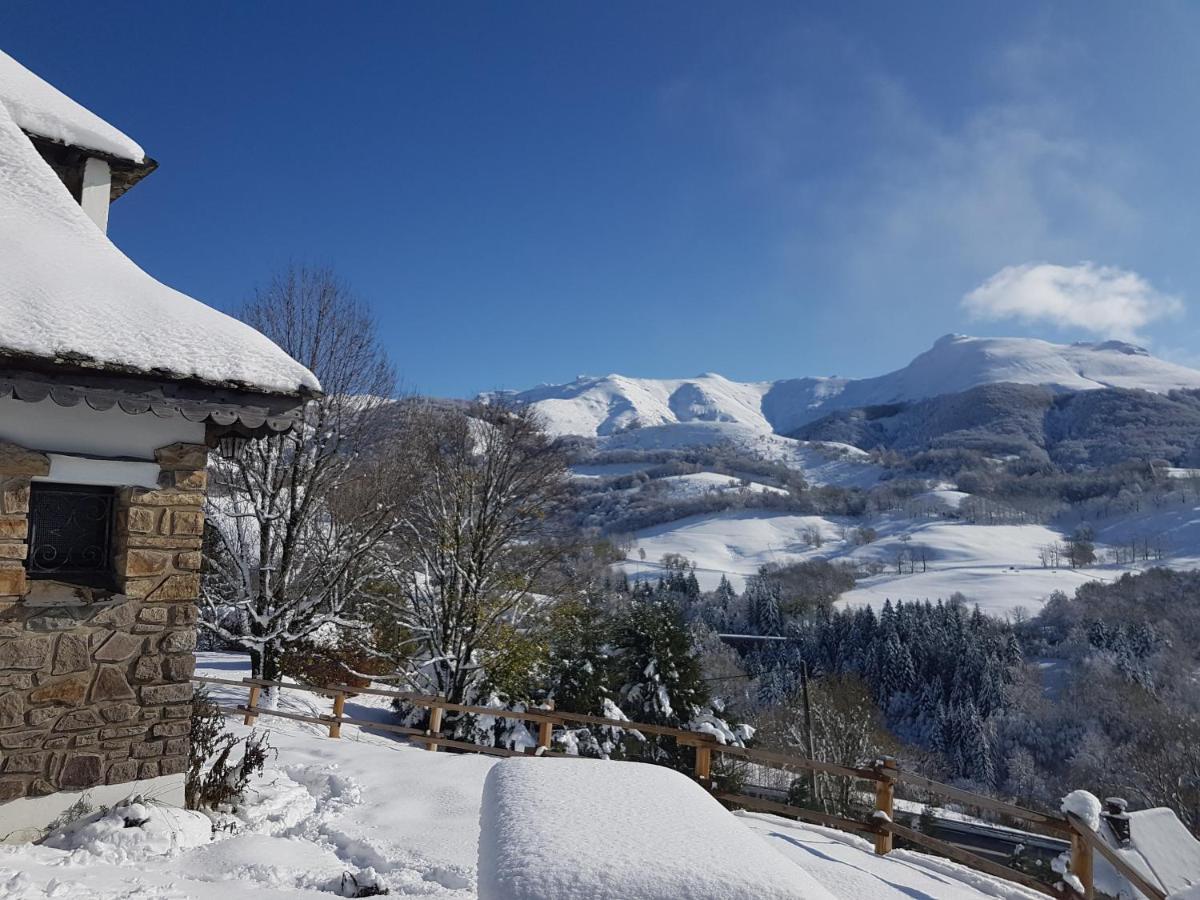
[0,441,206,804]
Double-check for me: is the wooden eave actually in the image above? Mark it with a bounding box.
[0,353,314,439]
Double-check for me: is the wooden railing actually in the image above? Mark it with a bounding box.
[191,675,1165,900]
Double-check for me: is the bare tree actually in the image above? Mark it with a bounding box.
[372,402,572,705]
[200,265,399,683]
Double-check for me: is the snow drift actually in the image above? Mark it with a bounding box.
[477,757,835,900]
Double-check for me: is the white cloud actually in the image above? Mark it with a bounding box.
[962,262,1183,340]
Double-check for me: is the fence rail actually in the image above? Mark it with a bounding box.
[191,674,1165,900]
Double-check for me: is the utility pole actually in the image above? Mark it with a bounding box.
[799,659,819,805]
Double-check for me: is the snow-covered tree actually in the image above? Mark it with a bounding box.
[372,402,571,705]
[200,265,399,682]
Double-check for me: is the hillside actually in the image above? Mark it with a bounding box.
[491,335,1200,439]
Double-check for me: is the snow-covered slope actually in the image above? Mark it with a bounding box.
[620,510,1113,615]
[0,651,1048,899]
[493,335,1200,439]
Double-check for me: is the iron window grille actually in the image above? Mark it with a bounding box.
[27,482,116,586]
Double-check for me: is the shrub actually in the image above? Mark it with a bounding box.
[187,688,273,811]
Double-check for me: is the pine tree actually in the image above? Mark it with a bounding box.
[614,598,709,765]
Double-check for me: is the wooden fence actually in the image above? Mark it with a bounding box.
[192,674,1163,900]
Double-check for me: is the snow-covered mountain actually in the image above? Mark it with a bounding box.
[491,335,1200,438]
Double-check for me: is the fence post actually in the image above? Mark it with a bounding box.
[426,704,444,752]
[873,756,897,855]
[329,691,346,739]
[1070,828,1095,900]
[536,700,555,754]
[694,741,712,789]
[243,684,260,726]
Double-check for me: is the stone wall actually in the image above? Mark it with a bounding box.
[0,441,205,805]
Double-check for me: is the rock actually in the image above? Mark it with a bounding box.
[29,778,56,796]
[29,676,88,705]
[0,479,29,515]
[126,489,203,507]
[0,778,27,802]
[134,656,164,682]
[140,682,192,704]
[93,632,144,662]
[118,550,170,578]
[0,564,26,597]
[169,510,204,536]
[163,654,195,681]
[4,751,44,773]
[0,730,47,749]
[146,575,200,602]
[52,633,90,675]
[137,607,168,624]
[89,666,135,703]
[174,551,202,571]
[99,704,139,723]
[0,636,50,669]
[59,754,103,789]
[0,441,50,477]
[90,601,136,629]
[151,721,189,738]
[130,740,164,759]
[25,611,82,632]
[124,506,160,534]
[154,443,208,471]
[26,707,61,727]
[0,692,25,728]
[54,709,103,731]
[106,760,139,783]
[0,515,26,539]
[159,630,196,653]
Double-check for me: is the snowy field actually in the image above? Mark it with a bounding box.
[620,510,1120,616]
[0,652,1047,899]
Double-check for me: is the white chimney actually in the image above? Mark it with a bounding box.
[80,156,111,232]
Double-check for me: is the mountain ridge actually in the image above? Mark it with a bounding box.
[486,334,1200,438]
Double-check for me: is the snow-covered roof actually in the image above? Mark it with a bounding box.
[1097,807,1200,897]
[0,82,319,397]
[0,50,144,162]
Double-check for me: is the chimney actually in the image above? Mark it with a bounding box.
[80,156,111,232]
[1102,797,1131,845]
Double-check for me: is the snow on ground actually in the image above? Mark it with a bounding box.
[593,422,883,489]
[0,652,1051,899]
[478,757,833,900]
[621,510,1115,615]
[655,471,790,499]
[740,814,1043,900]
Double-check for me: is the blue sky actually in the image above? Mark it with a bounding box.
[4,2,1200,396]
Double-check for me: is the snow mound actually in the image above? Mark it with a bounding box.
[0,50,143,161]
[42,798,212,862]
[477,757,835,900]
[0,96,319,395]
[1061,790,1102,831]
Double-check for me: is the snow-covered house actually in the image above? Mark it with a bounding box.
[0,50,318,837]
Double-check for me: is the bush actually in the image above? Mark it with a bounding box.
[187,688,273,812]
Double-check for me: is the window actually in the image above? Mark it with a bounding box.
[26,482,116,587]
